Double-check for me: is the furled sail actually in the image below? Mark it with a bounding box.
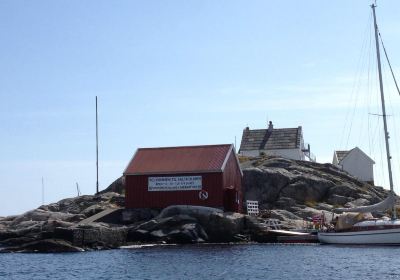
[333,195,396,213]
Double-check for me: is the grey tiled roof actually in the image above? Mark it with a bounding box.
[335,150,350,163]
[239,127,302,151]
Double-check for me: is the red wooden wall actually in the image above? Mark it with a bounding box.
[125,151,243,212]
[125,172,224,209]
[222,152,243,212]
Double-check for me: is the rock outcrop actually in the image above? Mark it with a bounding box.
[1,239,84,253]
[127,205,262,244]
[99,177,125,195]
[241,156,390,225]
[0,192,124,252]
[0,156,393,252]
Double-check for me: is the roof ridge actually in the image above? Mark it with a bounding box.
[124,144,235,175]
[138,144,232,150]
[247,127,298,131]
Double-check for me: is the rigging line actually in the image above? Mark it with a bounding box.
[379,58,398,190]
[343,13,372,149]
[339,12,373,149]
[363,20,374,146]
[370,33,381,154]
[378,121,386,187]
[389,104,400,192]
[367,16,376,159]
[346,28,370,149]
[368,11,380,153]
[370,117,380,156]
[377,59,387,188]
[368,112,371,155]
[379,32,400,96]
[387,102,400,190]
[367,20,373,156]
[382,57,400,190]
[357,31,372,147]
[372,118,381,153]
[358,28,373,147]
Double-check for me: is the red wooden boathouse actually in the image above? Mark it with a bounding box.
[123,144,243,212]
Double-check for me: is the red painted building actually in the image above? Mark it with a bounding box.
[123,144,243,212]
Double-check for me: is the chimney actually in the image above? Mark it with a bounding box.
[268,121,273,133]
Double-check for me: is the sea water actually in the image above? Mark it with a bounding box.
[1,244,400,280]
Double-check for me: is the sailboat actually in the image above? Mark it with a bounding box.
[318,3,400,245]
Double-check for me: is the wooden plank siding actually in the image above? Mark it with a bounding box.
[125,172,224,209]
[124,144,243,212]
[222,152,243,212]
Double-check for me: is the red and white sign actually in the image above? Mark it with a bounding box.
[199,190,209,200]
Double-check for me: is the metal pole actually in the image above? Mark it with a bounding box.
[372,4,396,219]
[234,136,237,151]
[41,177,44,205]
[96,96,99,194]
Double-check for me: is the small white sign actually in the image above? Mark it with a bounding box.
[148,176,202,192]
[198,190,208,200]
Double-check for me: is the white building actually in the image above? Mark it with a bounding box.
[332,147,375,184]
[239,121,314,161]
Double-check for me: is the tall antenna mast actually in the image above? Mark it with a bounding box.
[76,182,81,197]
[41,176,44,205]
[96,96,99,194]
[371,4,396,219]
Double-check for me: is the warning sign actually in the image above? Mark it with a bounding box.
[148,176,202,191]
[199,190,209,200]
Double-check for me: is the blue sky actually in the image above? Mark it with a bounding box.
[1,1,400,216]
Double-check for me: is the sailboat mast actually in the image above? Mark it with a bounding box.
[371,4,396,219]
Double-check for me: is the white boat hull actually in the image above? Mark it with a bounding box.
[318,228,400,245]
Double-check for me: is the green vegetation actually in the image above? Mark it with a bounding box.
[304,200,317,208]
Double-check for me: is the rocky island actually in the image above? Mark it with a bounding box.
[0,156,392,253]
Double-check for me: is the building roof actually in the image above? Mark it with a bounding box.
[335,147,375,164]
[239,126,302,151]
[335,150,350,163]
[124,144,237,175]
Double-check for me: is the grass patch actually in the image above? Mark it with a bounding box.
[304,200,317,208]
[237,155,250,163]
